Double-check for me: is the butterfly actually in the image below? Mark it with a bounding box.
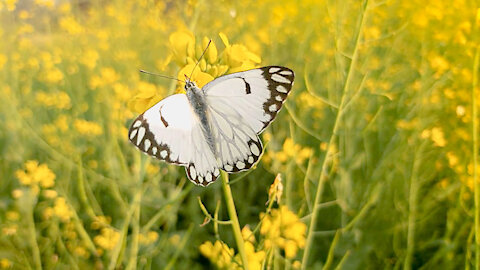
[128,66,294,186]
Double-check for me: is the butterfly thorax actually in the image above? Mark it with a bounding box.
[185,81,217,157]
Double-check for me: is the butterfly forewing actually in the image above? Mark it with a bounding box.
[204,66,294,133]
[128,94,220,186]
[128,94,193,164]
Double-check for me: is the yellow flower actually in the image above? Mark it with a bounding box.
[4,0,17,11]
[100,67,119,84]
[169,234,181,246]
[74,119,103,136]
[128,81,164,113]
[53,197,73,222]
[292,260,302,269]
[275,139,312,165]
[58,2,71,13]
[80,49,99,69]
[55,114,69,132]
[177,63,214,90]
[34,0,54,8]
[242,225,256,243]
[15,160,56,188]
[431,127,446,147]
[200,229,265,270]
[59,16,84,34]
[446,152,459,167]
[12,189,23,199]
[0,258,12,269]
[6,211,19,221]
[35,91,71,110]
[146,163,160,176]
[74,246,88,258]
[260,205,307,259]
[41,67,64,84]
[170,30,196,65]
[89,67,119,89]
[138,231,159,245]
[244,241,266,270]
[94,227,120,251]
[42,189,58,199]
[219,32,261,73]
[90,216,112,230]
[364,26,381,40]
[429,54,449,78]
[2,225,17,236]
[0,54,6,70]
[199,240,236,269]
[18,24,34,34]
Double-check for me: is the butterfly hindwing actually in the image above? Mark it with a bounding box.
[208,106,264,173]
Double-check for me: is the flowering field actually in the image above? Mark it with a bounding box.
[0,0,479,269]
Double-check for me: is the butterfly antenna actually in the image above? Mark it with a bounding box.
[188,39,212,80]
[139,69,185,83]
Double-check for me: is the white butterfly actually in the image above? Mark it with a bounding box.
[128,66,294,186]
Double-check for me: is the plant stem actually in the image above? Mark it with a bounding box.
[125,200,140,270]
[472,44,479,270]
[26,193,42,270]
[404,144,424,270]
[221,171,249,270]
[301,1,369,268]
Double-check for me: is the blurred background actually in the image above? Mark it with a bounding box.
[0,0,478,269]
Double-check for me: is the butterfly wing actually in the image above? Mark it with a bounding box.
[128,94,220,186]
[203,66,294,172]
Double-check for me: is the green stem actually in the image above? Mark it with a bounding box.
[472,44,479,270]
[221,171,249,270]
[197,197,232,225]
[301,1,369,268]
[26,193,42,270]
[76,158,98,219]
[323,231,341,270]
[404,144,424,270]
[125,201,140,270]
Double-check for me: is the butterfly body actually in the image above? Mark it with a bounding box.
[128,66,294,186]
[185,80,218,158]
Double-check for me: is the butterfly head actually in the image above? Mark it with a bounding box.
[184,74,198,91]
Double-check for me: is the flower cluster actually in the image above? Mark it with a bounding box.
[263,138,313,169]
[199,232,266,270]
[260,205,307,258]
[200,177,306,268]
[15,160,56,191]
[169,30,261,91]
[94,227,121,252]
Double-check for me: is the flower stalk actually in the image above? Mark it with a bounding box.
[472,43,480,270]
[221,171,249,270]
